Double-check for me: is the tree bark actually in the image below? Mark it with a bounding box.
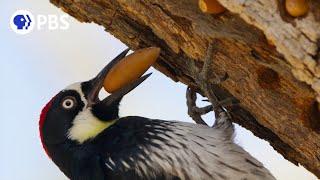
[50,0,320,177]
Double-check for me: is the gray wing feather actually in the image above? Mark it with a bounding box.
[104,117,275,180]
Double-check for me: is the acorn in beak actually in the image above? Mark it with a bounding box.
[84,47,160,111]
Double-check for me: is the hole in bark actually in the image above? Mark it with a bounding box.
[277,0,297,24]
[308,101,320,133]
[277,0,310,24]
[251,49,261,60]
[257,67,280,89]
[312,39,320,65]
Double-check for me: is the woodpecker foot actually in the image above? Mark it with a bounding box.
[186,87,210,125]
[189,43,232,108]
[203,97,238,109]
[201,43,229,85]
[191,43,229,85]
[186,87,238,126]
[187,43,239,128]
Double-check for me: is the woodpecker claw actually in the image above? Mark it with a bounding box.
[186,87,210,125]
[186,42,236,126]
[214,72,228,84]
[202,97,238,108]
[215,97,239,108]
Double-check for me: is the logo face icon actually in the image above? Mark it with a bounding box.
[10,10,35,35]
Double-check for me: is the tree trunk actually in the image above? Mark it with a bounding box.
[50,0,320,177]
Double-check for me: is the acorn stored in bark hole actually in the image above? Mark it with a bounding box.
[285,0,309,17]
[199,0,226,14]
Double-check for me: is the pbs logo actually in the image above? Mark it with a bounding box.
[10,10,35,35]
[10,10,70,35]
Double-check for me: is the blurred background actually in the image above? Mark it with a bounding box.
[0,1,316,180]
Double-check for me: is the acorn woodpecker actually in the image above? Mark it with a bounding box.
[39,49,275,180]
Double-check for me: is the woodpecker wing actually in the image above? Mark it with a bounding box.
[92,116,275,180]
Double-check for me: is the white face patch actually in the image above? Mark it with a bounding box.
[67,108,115,144]
[63,82,116,144]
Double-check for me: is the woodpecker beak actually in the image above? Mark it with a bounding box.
[85,47,158,107]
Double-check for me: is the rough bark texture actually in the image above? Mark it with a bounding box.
[50,0,320,177]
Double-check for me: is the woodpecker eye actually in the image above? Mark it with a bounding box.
[61,96,77,110]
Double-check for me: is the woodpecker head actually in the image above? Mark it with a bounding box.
[39,48,154,157]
